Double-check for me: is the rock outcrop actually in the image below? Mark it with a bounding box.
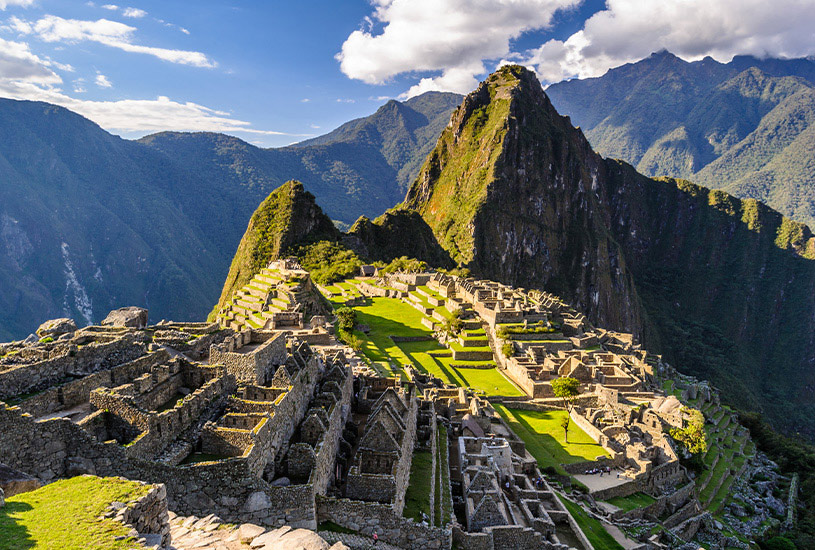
[102,307,148,329]
[0,463,40,497]
[36,318,78,338]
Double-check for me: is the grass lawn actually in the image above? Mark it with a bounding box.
[494,406,609,470]
[398,340,523,396]
[558,495,624,550]
[604,492,656,512]
[404,451,433,522]
[0,475,151,550]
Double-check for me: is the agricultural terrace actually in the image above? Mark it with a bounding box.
[325,282,523,396]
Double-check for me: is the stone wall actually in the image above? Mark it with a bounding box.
[209,332,286,385]
[15,349,170,418]
[317,495,452,550]
[0,336,146,400]
[0,402,319,528]
[114,479,171,547]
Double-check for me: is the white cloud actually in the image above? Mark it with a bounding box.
[0,0,35,8]
[122,7,146,18]
[300,98,310,102]
[336,0,581,97]
[101,4,118,10]
[0,37,288,136]
[527,0,815,82]
[336,98,355,103]
[95,73,111,88]
[12,15,216,67]
[310,124,320,129]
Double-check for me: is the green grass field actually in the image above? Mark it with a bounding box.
[398,340,523,396]
[332,295,523,395]
[403,450,433,522]
[493,405,609,470]
[0,476,151,550]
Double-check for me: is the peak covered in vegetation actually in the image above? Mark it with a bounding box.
[398,64,815,440]
[211,180,338,317]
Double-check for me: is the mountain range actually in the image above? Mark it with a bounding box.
[547,50,815,226]
[0,92,460,341]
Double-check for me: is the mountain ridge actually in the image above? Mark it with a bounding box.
[547,51,815,227]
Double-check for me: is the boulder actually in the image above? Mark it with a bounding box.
[0,463,40,497]
[329,543,350,550]
[270,476,291,487]
[0,487,5,508]
[238,523,266,543]
[36,318,78,338]
[22,334,37,345]
[102,307,148,329]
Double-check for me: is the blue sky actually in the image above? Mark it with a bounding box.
[0,0,811,147]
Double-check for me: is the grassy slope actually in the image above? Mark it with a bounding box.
[558,495,625,550]
[0,476,151,550]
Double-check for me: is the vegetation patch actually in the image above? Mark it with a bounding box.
[403,450,433,522]
[0,475,151,550]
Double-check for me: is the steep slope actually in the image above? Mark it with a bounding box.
[547,52,815,226]
[0,99,222,341]
[140,91,462,225]
[404,66,644,334]
[403,65,815,437]
[212,180,338,317]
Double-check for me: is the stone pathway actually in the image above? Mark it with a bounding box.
[167,511,350,550]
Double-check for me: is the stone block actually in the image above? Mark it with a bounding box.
[0,463,40,497]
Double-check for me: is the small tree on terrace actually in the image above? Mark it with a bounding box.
[551,376,580,443]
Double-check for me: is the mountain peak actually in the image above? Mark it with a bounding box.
[210,179,338,318]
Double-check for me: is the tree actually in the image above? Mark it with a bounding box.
[335,306,356,333]
[552,376,580,443]
[441,308,464,338]
[669,407,708,455]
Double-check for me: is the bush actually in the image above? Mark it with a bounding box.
[502,342,514,357]
[39,336,54,344]
[335,306,356,333]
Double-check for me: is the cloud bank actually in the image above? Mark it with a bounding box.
[336,0,580,97]
[339,0,815,95]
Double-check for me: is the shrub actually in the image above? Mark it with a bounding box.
[502,342,514,357]
[335,306,356,333]
[39,336,54,344]
[379,256,427,274]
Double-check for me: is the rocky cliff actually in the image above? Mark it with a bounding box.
[402,65,815,436]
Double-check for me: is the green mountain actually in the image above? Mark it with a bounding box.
[395,65,815,438]
[212,180,339,317]
[0,92,460,340]
[547,51,815,226]
[140,91,462,226]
